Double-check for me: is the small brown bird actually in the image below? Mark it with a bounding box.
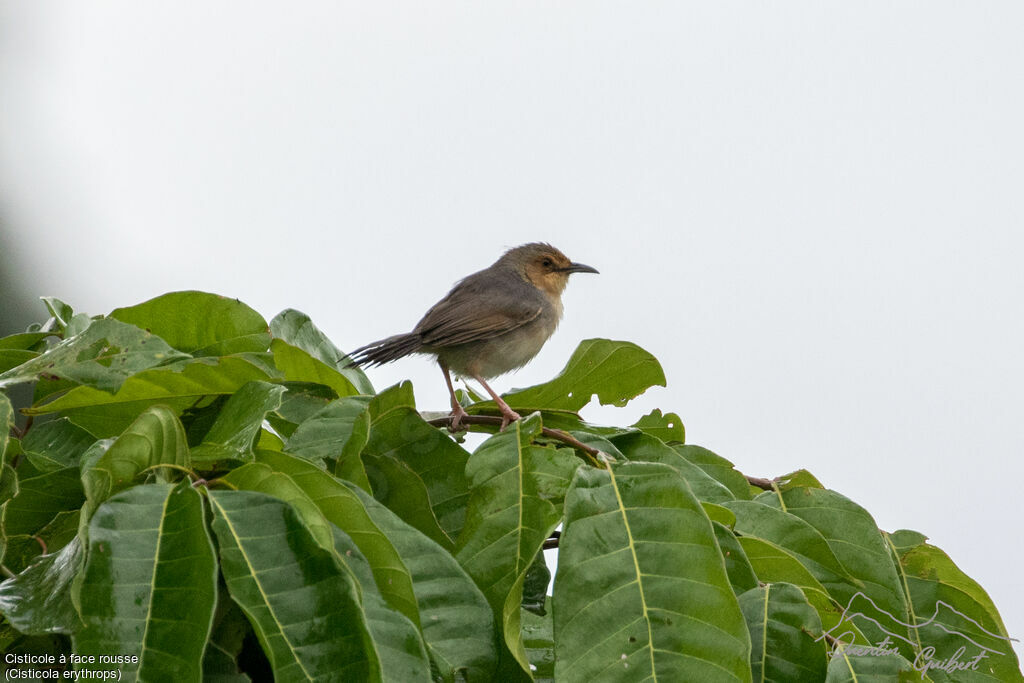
[348,243,598,430]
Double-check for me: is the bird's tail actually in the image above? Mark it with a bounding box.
[346,332,423,368]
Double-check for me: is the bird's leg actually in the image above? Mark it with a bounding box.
[472,374,521,431]
[439,361,468,432]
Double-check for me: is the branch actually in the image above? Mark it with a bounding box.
[746,475,775,491]
[542,530,561,550]
[426,414,605,468]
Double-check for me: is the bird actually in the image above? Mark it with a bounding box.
[347,243,598,430]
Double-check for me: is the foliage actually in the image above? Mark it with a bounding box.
[0,291,1020,682]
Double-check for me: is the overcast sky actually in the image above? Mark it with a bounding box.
[2,2,1022,658]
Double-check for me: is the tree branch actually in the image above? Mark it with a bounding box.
[426,414,605,468]
[746,475,775,491]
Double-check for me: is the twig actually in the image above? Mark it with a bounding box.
[542,530,561,550]
[746,475,774,491]
[426,414,605,468]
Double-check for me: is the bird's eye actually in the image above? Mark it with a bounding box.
[542,258,554,268]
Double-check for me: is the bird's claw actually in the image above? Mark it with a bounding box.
[498,409,522,432]
[448,404,469,433]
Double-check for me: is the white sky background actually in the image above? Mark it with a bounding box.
[2,2,1022,659]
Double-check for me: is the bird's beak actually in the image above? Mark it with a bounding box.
[563,262,599,275]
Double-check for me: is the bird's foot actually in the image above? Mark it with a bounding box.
[448,403,470,432]
[496,401,521,432]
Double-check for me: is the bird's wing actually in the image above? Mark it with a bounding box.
[414,273,545,348]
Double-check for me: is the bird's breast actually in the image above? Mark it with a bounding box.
[440,302,561,379]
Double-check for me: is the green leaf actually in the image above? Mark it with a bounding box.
[0,318,189,392]
[713,522,759,595]
[610,431,735,503]
[362,382,470,547]
[20,418,97,472]
[774,469,825,491]
[81,405,189,515]
[330,527,432,682]
[824,651,923,682]
[27,355,276,437]
[756,487,912,655]
[271,339,365,400]
[673,444,752,500]
[1,466,84,538]
[0,349,38,374]
[737,535,869,646]
[884,530,1023,681]
[110,290,270,356]
[73,482,217,681]
[40,296,75,331]
[347,483,497,682]
[454,415,579,675]
[0,535,84,634]
[0,331,52,351]
[270,381,338,435]
[0,393,12,460]
[270,309,373,395]
[220,462,334,551]
[1,510,80,573]
[727,500,855,596]
[630,408,685,443]
[207,489,378,681]
[738,582,828,682]
[553,461,752,682]
[190,381,286,463]
[254,450,420,629]
[203,593,254,683]
[500,339,666,413]
[284,395,373,490]
[522,601,555,681]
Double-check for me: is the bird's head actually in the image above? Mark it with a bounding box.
[502,242,599,297]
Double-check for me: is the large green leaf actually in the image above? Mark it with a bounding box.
[1,466,83,538]
[284,395,373,490]
[553,461,752,682]
[207,489,378,681]
[362,382,470,547]
[20,418,97,472]
[885,530,1023,681]
[81,405,189,515]
[330,526,432,682]
[738,582,828,682]
[673,444,752,500]
[27,355,276,437]
[713,522,759,595]
[0,535,84,634]
[0,318,189,392]
[727,501,857,597]
[202,591,254,683]
[190,381,286,463]
[221,462,334,550]
[522,602,555,682]
[73,482,217,681]
[348,483,497,682]
[0,331,51,351]
[0,393,12,461]
[610,431,735,503]
[736,535,865,645]
[254,450,420,628]
[0,349,38,374]
[755,487,912,656]
[110,290,270,356]
[498,339,665,414]
[270,308,373,395]
[630,408,685,443]
[825,651,924,682]
[454,415,579,675]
